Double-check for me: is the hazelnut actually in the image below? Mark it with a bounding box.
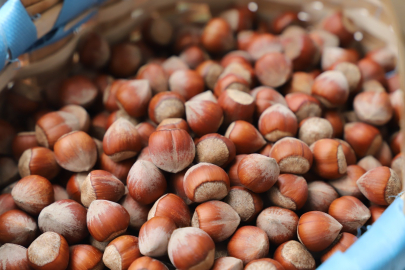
[237,154,280,193]
[79,32,110,69]
[357,166,402,205]
[321,47,359,71]
[27,232,69,270]
[227,154,247,186]
[192,200,240,242]
[35,111,80,149]
[148,129,195,173]
[366,46,396,72]
[120,195,150,230]
[0,209,37,247]
[227,226,269,265]
[299,117,333,146]
[331,62,362,93]
[0,243,31,270]
[161,56,189,77]
[283,71,317,95]
[255,52,292,87]
[245,258,285,270]
[38,199,88,244]
[328,196,371,234]
[138,216,177,257]
[225,121,266,154]
[272,11,300,34]
[184,163,230,202]
[0,193,18,215]
[357,58,386,85]
[53,185,69,201]
[136,146,152,162]
[103,235,141,270]
[103,118,143,162]
[106,109,139,133]
[321,232,357,262]
[59,76,99,108]
[297,211,342,252]
[267,174,308,210]
[310,138,347,179]
[251,86,287,118]
[136,63,168,94]
[224,186,263,222]
[219,6,253,32]
[196,61,224,90]
[344,122,382,158]
[214,74,250,97]
[90,112,109,140]
[323,111,345,138]
[60,105,91,133]
[304,181,339,212]
[258,143,273,156]
[189,90,218,103]
[256,206,299,246]
[136,122,156,147]
[169,170,192,205]
[127,160,167,205]
[362,80,386,93]
[89,236,110,252]
[389,89,404,125]
[329,165,366,199]
[66,172,87,203]
[282,32,319,71]
[246,33,283,61]
[148,193,191,227]
[18,147,60,180]
[309,29,339,52]
[273,240,316,270]
[357,155,382,171]
[128,257,169,270]
[168,227,215,270]
[269,137,313,174]
[11,175,54,215]
[169,70,205,100]
[390,131,402,156]
[115,80,152,118]
[258,104,298,142]
[212,257,243,270]
[179,46,208,69]
[68,245,103,270]
[195,133,235,168]
[148,92,186,124]
[237,30,259,51]
[100,154,135,183]
[81,170,125,207]
[201,18,235,53]
[312,71,349,108]
[285,93,322,122]
[142,18,174,47]
[219,62,254,87]
[156,118,189,132]
[87,200,130,242]
[353,91,393,126]
[321,11,356,46]
[391,153,403,182]
[54,131,98,172]
[218,89,255,126]
[103,80,126,112]
[12,132,39,160]
[185,100,223,136]
[109,43,142,77]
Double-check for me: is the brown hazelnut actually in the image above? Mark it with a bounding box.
[246,33,283,61]
[269,137,313,175]
[331,62,362,93]
[357,155,382,171]
[353,91,393,126]
[212,257,243,270]
[267,174,308,210]
[0,209,37,247]
[256,206,299,246]
[255,52,292,87]
[274,240,316,270]
[103,235,141,270]
[127,160,167,205]
[321,232,357,263]
[225,121,266,154]
[115,79,152,118]
[194,133,236,168]
[119,195,150,230]
[251,86,287,117]
[368,205,386,225]
[59,76,99,108]
[219,6,254,32]
[283,71,318,95]
[185,100,223,136]
[344,122,382,158]
[323,111,345,138]
[285,93,322,122]
[168,227,215,270]
[179,45,208,69]
[237,30,259,51]
[12,132,39,160]
[321,11,356,46]
[136,63,168,94]
[245,258,284,270]
[100,154,135,184]
[103,80,126,112]
[148,193,191,227]
[282,32,319,71]
[309,29,339,52]
[357,166,402,205]
[224,186,263,222]
[321,47,359,71]
[109,43,142,77]
[38,199,88,244]
[11,175,54,215]
[66,172,87,203]
[227,226,269,265]
[310,139,347,179]
[68,244,103,270]
[0,193,18,215]
[299,117,333,146]
[54,131,98,172]
[218,89,255,126]
[79,32,110,69]
[148,92,186,124]
[18,147,60,180]
[201,18,235,53]
[214,74,250,97]
[169,70,205,101]
[312,71,349,108]
[27,232,69,270]
[128,256,168,270]
[0,243,31,270]
[196,61,224,90]
[358,58,386,85]
[161,56,189,77]
[304,181,339,212]
[156,118,189,133]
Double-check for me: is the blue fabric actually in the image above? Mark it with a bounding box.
[0,0,37,69]
[318,197,405,270]
[54,0,98,28]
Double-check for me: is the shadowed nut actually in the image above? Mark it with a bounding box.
[224,186,263,222]
[304,181,339,213]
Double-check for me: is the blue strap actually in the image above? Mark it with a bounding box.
[0,0,37,69]
[54,0,106,28]
[318,197,405,270]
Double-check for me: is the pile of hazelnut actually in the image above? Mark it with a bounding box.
[0,5,403,270]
